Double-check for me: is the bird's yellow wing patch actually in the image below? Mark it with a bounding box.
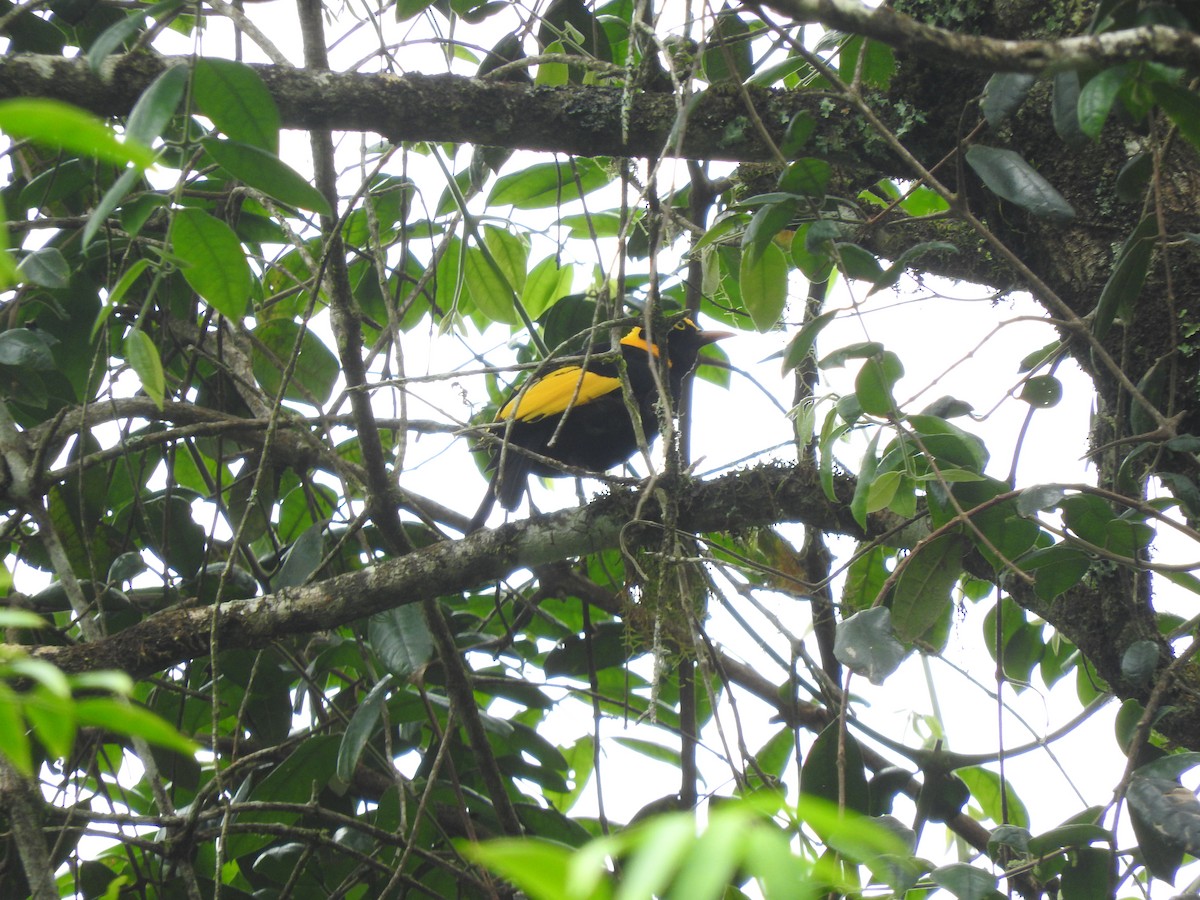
[498,366,622,422]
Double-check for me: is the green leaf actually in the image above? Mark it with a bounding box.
[201,138,332,215]
[836,242,885,283]
[488,158,612,209]
[0,329,55,370]
[368,605,434,678]
[75,697,198,755]
[17,247,69,289]
[957,766,1029,829]
[739,241,788,331]
[192,58,280,154]
[522,254,573,319]
[617,813,695,900]
[855,350,903,416]
[1052,71,1086,146]
[87,0,187,70]
[0,683,33,776]
[274,521,325,589]
[701,7,753,84]
[82,166,144,250]
[125,329,165,409]
[780,112,815,156]
[462,838,592,900]
[1015,485,1067,516]
[930,862,1003,900]
[611,736,682,768]
[127,64,188,146]
[23,686,76,759]
[1151,82,1200,150]
[870,240,957,294]
[742,199,796,265]
[981,72,1036,128]
[336,674,392,783]
[778,157,831,198]
[1078,65,1129,138]
[964,145,1075,223]
[251,319,339,404]
[0,98,155,169]
[850,430,881,529]
[834,607,907,685]
[1093,214,1156,340]
[170,208,252,321]
[1019,374,1063,407]
[1121,639,1160,686]
[800,721,870,815]
[780,309,836,375]
[892,533,967,643]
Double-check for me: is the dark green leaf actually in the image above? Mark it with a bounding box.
[274,521,325,589]
[981,72,1036,127]
[701,7,752,84]
[336,675,392,783]
[1115,151,1152,203]
[87,0,186,70]
[1078,65,1129,138]
[1052,71,1086,145]
[1093,214,1156,340]
[964,145,1075,223]
[368,605,434,678]
[834,607,907,685]
[780,309,836,375]
[1061,847,1113,900]
[780,112,815,156]
[836,243,885,283]
[0,330,55,370]
[892,533,967,643]
[1152,82,1200,150]
[1121,639,1160,686]
[855,350,903,416]
[742,199,796,265]
[800,721,870,815]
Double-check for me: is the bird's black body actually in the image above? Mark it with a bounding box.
[467,319,729,532]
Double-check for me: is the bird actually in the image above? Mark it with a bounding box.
[467,318,731,532]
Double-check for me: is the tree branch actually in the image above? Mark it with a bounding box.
[0,52,816,162]
[29,462,866,678]
[760,0,1200,72]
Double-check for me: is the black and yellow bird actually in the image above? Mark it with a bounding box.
[467,318,731,532]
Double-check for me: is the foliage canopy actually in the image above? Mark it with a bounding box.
[1,0,1200,898]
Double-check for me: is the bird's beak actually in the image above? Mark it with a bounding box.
[697,330,734,346]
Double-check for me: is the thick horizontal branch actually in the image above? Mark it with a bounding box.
[29,462,867,679]
[762,0,1200,72]
[0,53,816,162]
